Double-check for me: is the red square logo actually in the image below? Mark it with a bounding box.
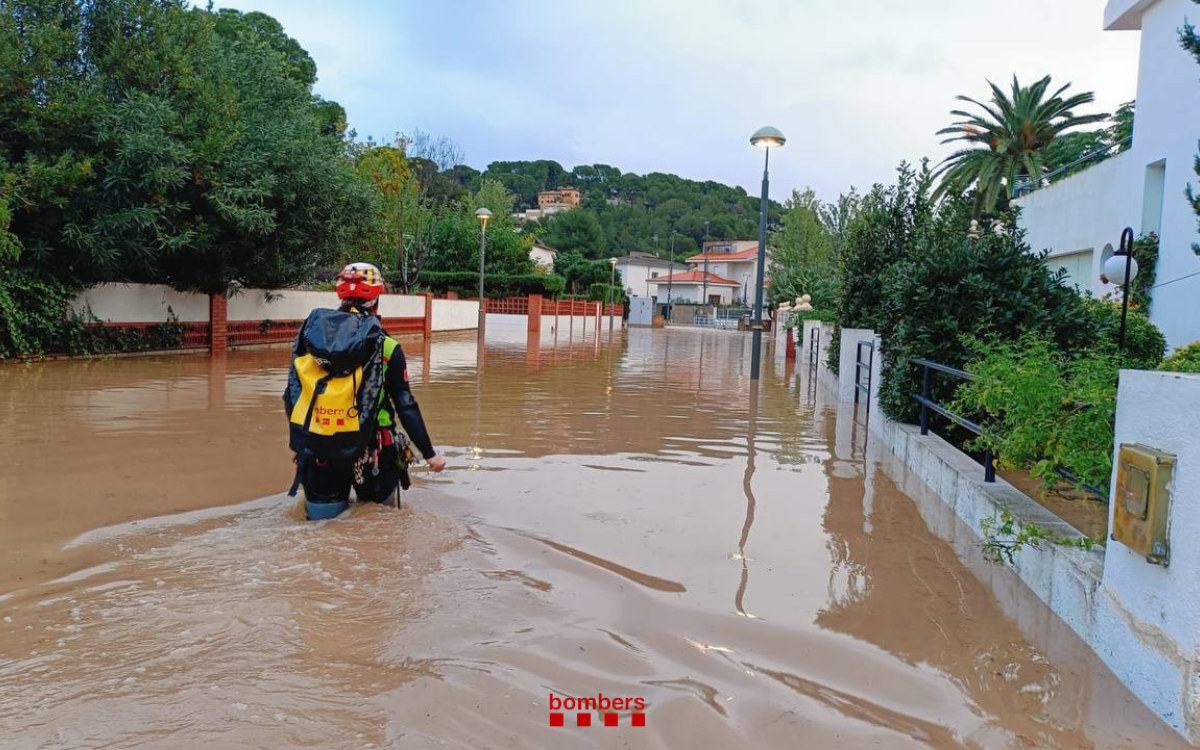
[632,713,645,727]
[577,713,591,727]
[604,713,617,727]
[549,713,563,727]
[336,418,345,426]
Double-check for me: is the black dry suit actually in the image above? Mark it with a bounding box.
[283,309,385,496]
[283,308,437,514]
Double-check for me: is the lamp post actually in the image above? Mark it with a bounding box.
[1104,226,1140,355]
[702,220,711,308]
[475,207,492,338]
[748,126,785,380]
[608,256,618,335]
[665,230,677,322]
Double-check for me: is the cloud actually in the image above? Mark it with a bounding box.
[215,0,1139,201]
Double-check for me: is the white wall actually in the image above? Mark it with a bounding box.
[1016,0,1200,350]
[432,299,479,331]
[1095,369,1200,740]
[70,284,432,324]
[70,283,211,323]
[228,289,425,321]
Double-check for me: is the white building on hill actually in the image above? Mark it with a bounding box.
[1014,0,1200,349]
[684,240,770,308]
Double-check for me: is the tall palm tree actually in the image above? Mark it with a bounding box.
[934,75,1107,214]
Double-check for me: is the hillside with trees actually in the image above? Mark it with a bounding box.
[442,161,783,261]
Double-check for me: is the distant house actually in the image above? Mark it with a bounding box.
[684,240,770,307]
[646,270,741,304]
[1013,0,1200,348]
[538,187,581,209]
[615,252,689,298]
[530,242,558,270]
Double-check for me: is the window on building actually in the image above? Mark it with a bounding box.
[1142,160,1166,236]
[651,272,659,278]
[1050,249,1094,292]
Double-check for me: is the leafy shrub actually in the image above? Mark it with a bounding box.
[953,334,1117,492]
[0,264,84,358]
[1130,232,1159,312]
[1161,341,1200,373]
[1082,297,1165,368]
[876,207,1094,422]
[586,283,629,306]
[785,308,837,327]
[405,271,566,299]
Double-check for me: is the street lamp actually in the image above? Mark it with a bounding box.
[665,230,677,322]
[475,207,492,337]
[1104,226,1140,355]
[702,220,711,308]
[608,257,618,335]
[748,125,785,380]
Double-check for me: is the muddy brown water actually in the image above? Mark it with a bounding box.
[0,327,1190,749]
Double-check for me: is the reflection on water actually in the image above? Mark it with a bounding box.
[0,327,1188,749]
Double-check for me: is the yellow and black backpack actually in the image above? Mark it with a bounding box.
[284,308,385,496]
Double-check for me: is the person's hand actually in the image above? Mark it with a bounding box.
[427,455,447,473]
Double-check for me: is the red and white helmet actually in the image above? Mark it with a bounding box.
[335,262,384,308]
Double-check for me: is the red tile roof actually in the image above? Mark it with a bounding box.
[650,270,740,286]
[685,248,759,262]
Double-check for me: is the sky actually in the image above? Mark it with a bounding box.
[215,0,1141,202]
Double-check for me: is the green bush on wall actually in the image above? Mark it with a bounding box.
[1162,341,1200,373]
[1082,297,1165,368]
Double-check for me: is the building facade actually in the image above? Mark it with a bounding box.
[529,242,557,271]
[1013,0,1200,349]
[684,240,770,307]
[615,252,690,300]
[537,187,581,209]
[645,270,740,304]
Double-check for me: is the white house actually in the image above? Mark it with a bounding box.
[684,240,770,308]
[1013,0,1200,349]
[646,270,741,304]
[529,242,557,271]
[615,252,690,299]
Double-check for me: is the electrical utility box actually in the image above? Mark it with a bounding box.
[628,297,655,327]
[1111,443,1175,566]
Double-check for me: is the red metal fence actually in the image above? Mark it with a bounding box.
[543,299,598,316]
[483,297,529,315]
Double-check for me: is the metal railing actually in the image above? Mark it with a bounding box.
[911,358,996,483]
[854,340,874,412]
[1012,137,1132,198]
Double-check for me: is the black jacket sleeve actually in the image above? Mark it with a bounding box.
[384,340,437,459]
[283,320,308,417]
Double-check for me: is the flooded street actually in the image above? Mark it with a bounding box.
[0,328,1189,749]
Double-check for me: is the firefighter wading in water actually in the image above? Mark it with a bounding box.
[283,262,446,520]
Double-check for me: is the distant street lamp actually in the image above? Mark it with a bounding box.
[475,207,492,337]
[1104,226,1140,355]
[748,125,785,380]
[702,220,711,307]
[608,256,618,335]
[666,230,677,322]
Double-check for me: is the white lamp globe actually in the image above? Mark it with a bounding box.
[1103,254,1139,286]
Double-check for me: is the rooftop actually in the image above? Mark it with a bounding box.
[647,270,740,286]
[686,248,760,262]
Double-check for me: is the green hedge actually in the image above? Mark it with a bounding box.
[402,271,566,299]
[586,283,629,305]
